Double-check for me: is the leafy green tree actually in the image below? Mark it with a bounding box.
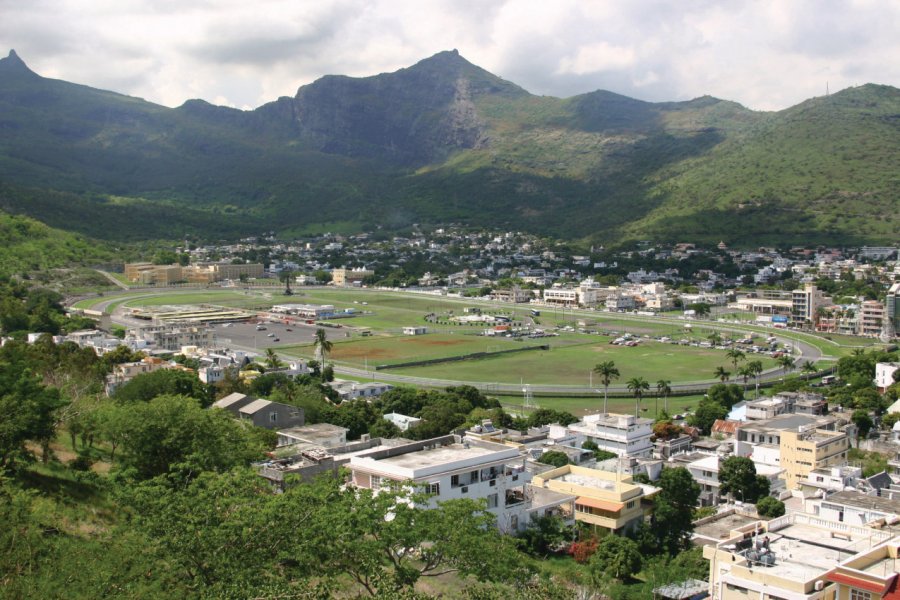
[589,535,642,582]
[852,409,874,441]
[593,361,620,414]
[688,397,728,434]
[527,408,578,427]
[707,383,744,409]
[756,496,786,518]
[538,451,570,468]
[582,440,616,461]
[652,466,701,555]
[0,364,66,471]
[115,395,268,479]
[881,412,900,431]
[719,456,767,503]
[368,418,402,439]
[114,368,210,406]
[518,515,573,558]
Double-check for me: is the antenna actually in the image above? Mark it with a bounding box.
[523,384,536,411]
[826,81,830,96]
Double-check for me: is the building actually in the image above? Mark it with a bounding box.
[702,511,895,600]
[348,435,575,533]
[327,379,394,402]
[383,413,422,432]
[826,539,900,600]
[791,283,827,327]
[104,356,174,396]
[277,424,349,448]
[735,414,851,490]
[876,363,900,393]
[332,267,374,286]
[402,326,427,335]
[211,393,305,430]
[531,464,659,535]
[797,465,863,498]
[744,392,827,420]
[126,323,213,351]
[886,282,900,334]
[807,490,900,526]
[859,300,886,338]
[564,413,654,458]
[686,455,785,506]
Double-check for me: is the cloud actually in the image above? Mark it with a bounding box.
[0,0,897,111]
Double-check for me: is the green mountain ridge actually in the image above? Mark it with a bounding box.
[0,49,897,245]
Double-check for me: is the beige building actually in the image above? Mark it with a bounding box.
[531,464,658,535]
[124,263,184,285]
[779,428,849,490]
[859,300,886,338]
[702,511,896,600]
[332,267,373,286]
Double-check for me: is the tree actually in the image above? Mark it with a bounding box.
[278,269,293,295]
[689,303,711,318]
[626,377,650,417]
[707,383,744,409]
[264,348,283,371]
[313,328,333,365]
[714,366,731,382]
[653,420,683,441]
[538,451,569,468]
[688,397,728,434]
[593,361,620,414]
[707,331,722,346]
[881,412,900,431]
[719,456,764,503]
[800,360,818,376]
[726,348,746,372]
[852,409,874,442]
[653,466,701,554]
[777,355,796,381]
[114,395,268,480]
[527,408,578,427]
[656,379,672,417]
[589,535,642,582]
[756,496,785,519]
[0,365,66,471]
[737,365,754,392]
[114,368,210,406]
[519,515,573,557]
[747,359,764,398]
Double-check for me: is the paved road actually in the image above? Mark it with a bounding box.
[87,286,827,396]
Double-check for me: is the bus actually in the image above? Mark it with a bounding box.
[821,375,837,386]
[530,309,541,317]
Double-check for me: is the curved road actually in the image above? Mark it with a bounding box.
[82,285,826,396]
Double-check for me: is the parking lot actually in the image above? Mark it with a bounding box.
[211,320,341,351]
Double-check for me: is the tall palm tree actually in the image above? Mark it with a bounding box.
[737,365,753,392]
[264,348,283,371]
[725,348,746,372]
[656,379,672,417]
[747,360,764,398]
[713,366,731,382]
[800,360,818,377]
[278,269,294,296]
[313,328,333,365]
[626,377,650,417]
[593,361,620,414]
[707,331,723,346]
[777,355,796,382]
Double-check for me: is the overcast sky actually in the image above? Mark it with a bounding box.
[2,0,898,111]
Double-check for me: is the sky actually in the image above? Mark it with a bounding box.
[1,0,898,111]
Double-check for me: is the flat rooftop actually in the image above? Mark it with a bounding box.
[746,522,869,582]
[826,490,900,515]
[559,472,618,491]
[694,513,760,545]
[376,442,504,471]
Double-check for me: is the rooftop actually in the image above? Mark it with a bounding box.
[824,490,900,515]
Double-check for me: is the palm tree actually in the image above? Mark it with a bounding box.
[737,365,754,392]
[800,360,817,377]
[747,360,763,398]
[714,366,731,382]
[593,361,620,414]
[626,377,650,417]
[707,331,723,346]
[725,348,746,372]
[656,379,672,417]
[264,348,283,371]
[777,355,796,382]
[313,328,333,365]
[278,269,294,296]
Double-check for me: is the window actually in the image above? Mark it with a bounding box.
[487,493,498,508]
[269,411,278,423]
[626,501,635,509]
[427,482,440,495]
[371,475,382,490]
[850,590,872,600]
[451,474,459,487]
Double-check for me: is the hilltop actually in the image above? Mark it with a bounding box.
[0,49,897,245]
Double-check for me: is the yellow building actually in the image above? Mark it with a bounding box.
[123,263,183,285]
[332,267,374,286]
[779,428,849,490]
[531,465,658,535]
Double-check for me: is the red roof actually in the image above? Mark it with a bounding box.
[712,419,740,435]
[826,571,894,595]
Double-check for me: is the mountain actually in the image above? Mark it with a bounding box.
[0,49,897,246]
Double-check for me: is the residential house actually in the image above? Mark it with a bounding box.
[212,393,305,430]
[686,455,785,506]
[565,413,654,458]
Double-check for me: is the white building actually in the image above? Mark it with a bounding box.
[348,435,575,533]
[565,413,654,458]
[876,362,899,392]
[686,455,785,506]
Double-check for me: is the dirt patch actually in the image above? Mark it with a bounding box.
[403,338,469,347]
[331,346,397,360]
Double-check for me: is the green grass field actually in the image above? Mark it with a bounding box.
[85,287,884,388]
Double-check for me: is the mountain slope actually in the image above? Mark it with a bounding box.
[0,49,897,245]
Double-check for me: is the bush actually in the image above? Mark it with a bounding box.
[567,536,599,563]
[756,496,785,519]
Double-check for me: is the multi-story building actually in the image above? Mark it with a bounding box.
[531,464,658,535]
[886,282,900,334]
[563,413,654,458]
[876,362,899,393]
[826,539,900,599]
[332,267,374,286]
[686,455,784,506]
[744,392,827,420]
[859,300,886,338]
[126,323,213,351]
[105,356,175,395]
[791,283,827,327]
[735,414,850,490]
[348,435,575,533]
[702,512,896,600]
